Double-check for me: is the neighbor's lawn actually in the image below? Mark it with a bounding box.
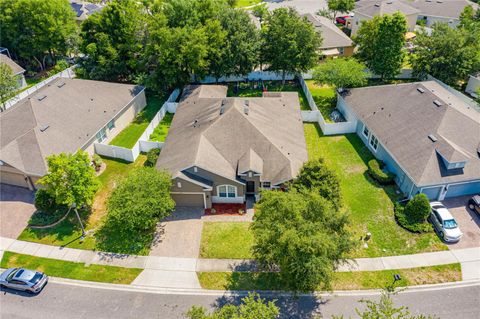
[18,155,147,250]
[149,113,174,142]
[109,96,165,148]
[236,0,262,8]
[200,222,254,259]
[197,263,461,290]
[1,252,142,284]
[305,80,336,123]
[227,80,311,111]
[303,123,446,257]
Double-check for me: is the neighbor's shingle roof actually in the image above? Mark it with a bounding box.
[355,0,421,17]
[404,0,478,19]
[0,54,25,75]
[156,85,308,186]
[303,14,353,49]
[0,78,143,176]
[341,81,480,186]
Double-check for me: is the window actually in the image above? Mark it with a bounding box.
[249,172,253,177]
[218,185,237,198]
[362,124,369,138]
[96,128,107,143]
[193,166,198,173]
[338,47,344,55]
[177,182,182,188]
[369,134,378,151]
[107,120,115,131]
[262,182,271,189]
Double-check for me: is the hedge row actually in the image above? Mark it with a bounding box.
[367,159,395,185]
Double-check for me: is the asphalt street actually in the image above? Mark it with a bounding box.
[0,280,479,319]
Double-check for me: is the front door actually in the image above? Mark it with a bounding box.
[246,181,255,194]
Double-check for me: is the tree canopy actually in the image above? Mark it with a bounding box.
[0,0,77,71]
[251,190,354,292]
[312,58,369,89]
[320,0,355,21]
[354,12,407,80]
[0,63,17,111]
[261,8,321,83]
[97,167,174,254]
[410,23,480,87]
[185,293,279,319]
[37,151,99,208]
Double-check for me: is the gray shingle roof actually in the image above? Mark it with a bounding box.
[0,54,25,75]
[303,14,353,49]
[341,81,480,186]
[405,0,478,19]
[355,0,421,17]
[156,85,308,186]
[0,78,144,176]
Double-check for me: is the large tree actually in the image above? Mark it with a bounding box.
[0,63,18,111]
[97,167,174,254]
[251,190,354,292]
[261,8,321,83]
[161,0,228,28]
[37,151,99,208]
[185,293,279,319]
[410,23,480,87]
[319,0,355,22]
[0,0,77,71]
[79,0,147,81]
[312,58,368,90]
[354,12,407,80]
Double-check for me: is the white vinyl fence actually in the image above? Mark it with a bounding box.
[200,71,296,84]
[94,89,180,162]
[4,67,76,110]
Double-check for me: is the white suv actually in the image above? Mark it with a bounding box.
[429,202,462,243]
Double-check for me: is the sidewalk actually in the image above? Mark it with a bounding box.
[2,237,479,286]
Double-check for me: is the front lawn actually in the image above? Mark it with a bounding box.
[198,263,461,290]
[235,0,262,8]
[226,80,311,110]
[303,123,446,257]
[149,113,174,142]
[200,222,254,259]
[1,252,142,284]
[18,155,147,250]
[305,80,336,123]
[109,96,165,148]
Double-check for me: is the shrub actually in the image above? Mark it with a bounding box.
[92,154,103,171]
[394,201,432,233]
[144,148,160,167]
[28,208,67,226]
[405,193,431,222]
[34,188,56,214]
[367,159,395,185]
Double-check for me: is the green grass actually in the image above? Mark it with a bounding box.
[149,113,174,142]
[303,123,446,257]
[1,252,142,284]
[18,155,147,251]
[200,222,254,259]
[198,263,461,290]
[226,80,311,110]
[305,80,336,123]
[235,0,262,8]
[109,96,166,148]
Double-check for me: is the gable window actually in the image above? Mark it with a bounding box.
[362,124,369,138]
[107,120,115,131]
[96,128,107,143]
[177,181,182,188]
[262,182,271,189]
[218,185,237,198]
[369,134,379,151]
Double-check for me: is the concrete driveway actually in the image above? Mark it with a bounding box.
[442,196,480,250]
[149,207,204,258]
[0,184,36,239]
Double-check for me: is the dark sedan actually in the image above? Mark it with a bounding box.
[468,195,480,215]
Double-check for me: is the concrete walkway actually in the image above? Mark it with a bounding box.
[2,237,479,287]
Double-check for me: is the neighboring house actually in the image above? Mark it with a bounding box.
[156,85,308,209]
[0,78,145,189]
[0,54,26,89]
[337,81,480,200]
[352,0,420,35]
[466,73,480,98]
[406,0,478,28]
[69,0,103,22]
[304,14,354,58]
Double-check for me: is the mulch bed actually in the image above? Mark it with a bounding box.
[205,203,247,215]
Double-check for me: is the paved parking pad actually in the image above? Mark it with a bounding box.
[442,196,480,250]
[0,184,35,239]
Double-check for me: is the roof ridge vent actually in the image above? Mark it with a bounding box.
[37,94,47,101]
[40,125,50,132]
[433,100,442,107]
[428,134,437,142]
[417,87,425,93]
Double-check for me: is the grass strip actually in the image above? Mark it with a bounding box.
[1,251,142,285]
